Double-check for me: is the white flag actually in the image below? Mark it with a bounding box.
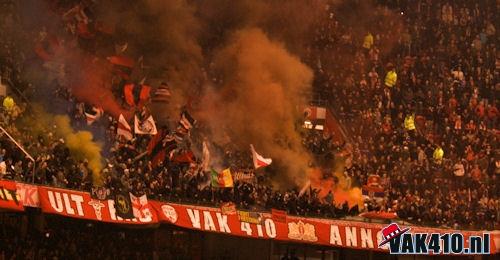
[250,144,272,169]
[85,107,104,125]
[201,141,210,172]
[117,114,133,140]
[134,115,158,135]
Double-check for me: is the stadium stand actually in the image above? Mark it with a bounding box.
[0,0,498,258]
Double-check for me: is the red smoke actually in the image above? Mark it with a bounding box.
[64,51,131,120]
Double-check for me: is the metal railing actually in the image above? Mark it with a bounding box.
[0,125,36,182]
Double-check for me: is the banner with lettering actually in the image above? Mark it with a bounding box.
[1,183,498,254]
[0,180,24,211]
[151,202,282,240]
[38,186,158,225]
[151,201,500,253]
[237,210,263,224]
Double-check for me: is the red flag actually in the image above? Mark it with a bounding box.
[172,150,195,164]
[147,131,166,167]
[147,130,176,167]
[124,84,151,108]
[107,55,135,68]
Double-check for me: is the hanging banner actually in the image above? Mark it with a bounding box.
[38,186,158,225]
[0,183,497,254]
[0,180,24,211]
[238,211,263,224]
[151,201,500,253]
[152,202,280,240]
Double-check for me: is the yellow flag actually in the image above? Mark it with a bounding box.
[221,168,234,188]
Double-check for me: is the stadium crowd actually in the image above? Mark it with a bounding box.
[311,0,499,229]
[0,0,498,232]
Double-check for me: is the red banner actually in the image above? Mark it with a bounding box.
[1,183,498,254]
[151,201,500,253]
[0,180,24,211]
[271,209,287,223]
[38,186,158,225]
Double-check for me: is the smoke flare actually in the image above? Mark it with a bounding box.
[198,28,313,186]
[53,115,104,185]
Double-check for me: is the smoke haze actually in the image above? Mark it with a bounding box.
[13,0,404,203]
[53,115,104,185]
[200,27,313,186]
[16,107,104,185]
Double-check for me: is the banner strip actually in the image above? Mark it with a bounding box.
[3,182,498,253]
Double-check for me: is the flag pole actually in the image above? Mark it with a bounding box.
[211,185,215,203]
[133,151,148,162]
[0,125,36,182]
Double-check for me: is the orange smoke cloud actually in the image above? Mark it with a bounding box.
[308,160,364,210]
[198,28,313,186]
